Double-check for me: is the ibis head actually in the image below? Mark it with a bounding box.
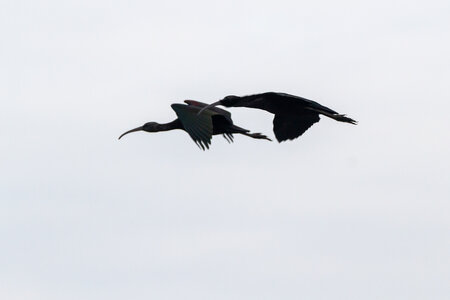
[118,122,160,140]
[222,95,240,105]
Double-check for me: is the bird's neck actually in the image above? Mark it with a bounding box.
[157,119,183,131]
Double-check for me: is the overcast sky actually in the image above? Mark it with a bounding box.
[1,0,449,299]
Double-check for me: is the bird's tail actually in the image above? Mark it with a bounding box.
[242,132,272,141]
[306,107,357,125]
[329,114,358,125]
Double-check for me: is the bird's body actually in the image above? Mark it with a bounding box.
[199,92,357,142]
[119,100,270,150]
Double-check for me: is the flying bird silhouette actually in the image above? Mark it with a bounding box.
[198,92,357,142]
[119,100,271,150]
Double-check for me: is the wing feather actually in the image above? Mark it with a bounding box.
[171,104,214,150]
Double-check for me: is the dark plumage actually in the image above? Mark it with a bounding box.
[119,100,271,150]
[198,92,357,142]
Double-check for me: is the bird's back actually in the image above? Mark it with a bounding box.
[221,92,328,114]
[253,92,338,115]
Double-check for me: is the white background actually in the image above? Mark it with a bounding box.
[1,0,449,299]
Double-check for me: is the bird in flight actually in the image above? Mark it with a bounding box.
[119,100,271,150]
[198,92,357,142]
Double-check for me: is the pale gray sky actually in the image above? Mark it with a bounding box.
[1,0,449,299]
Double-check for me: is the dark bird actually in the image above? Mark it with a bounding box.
[119,100,271,150]
[198,92,357,142]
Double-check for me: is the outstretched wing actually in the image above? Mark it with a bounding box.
[171,104,214,150]
[273,112,320,142]
[184,100,233,123]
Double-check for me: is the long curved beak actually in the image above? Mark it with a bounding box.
[118,126,144,140]
[197,100,222,115]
